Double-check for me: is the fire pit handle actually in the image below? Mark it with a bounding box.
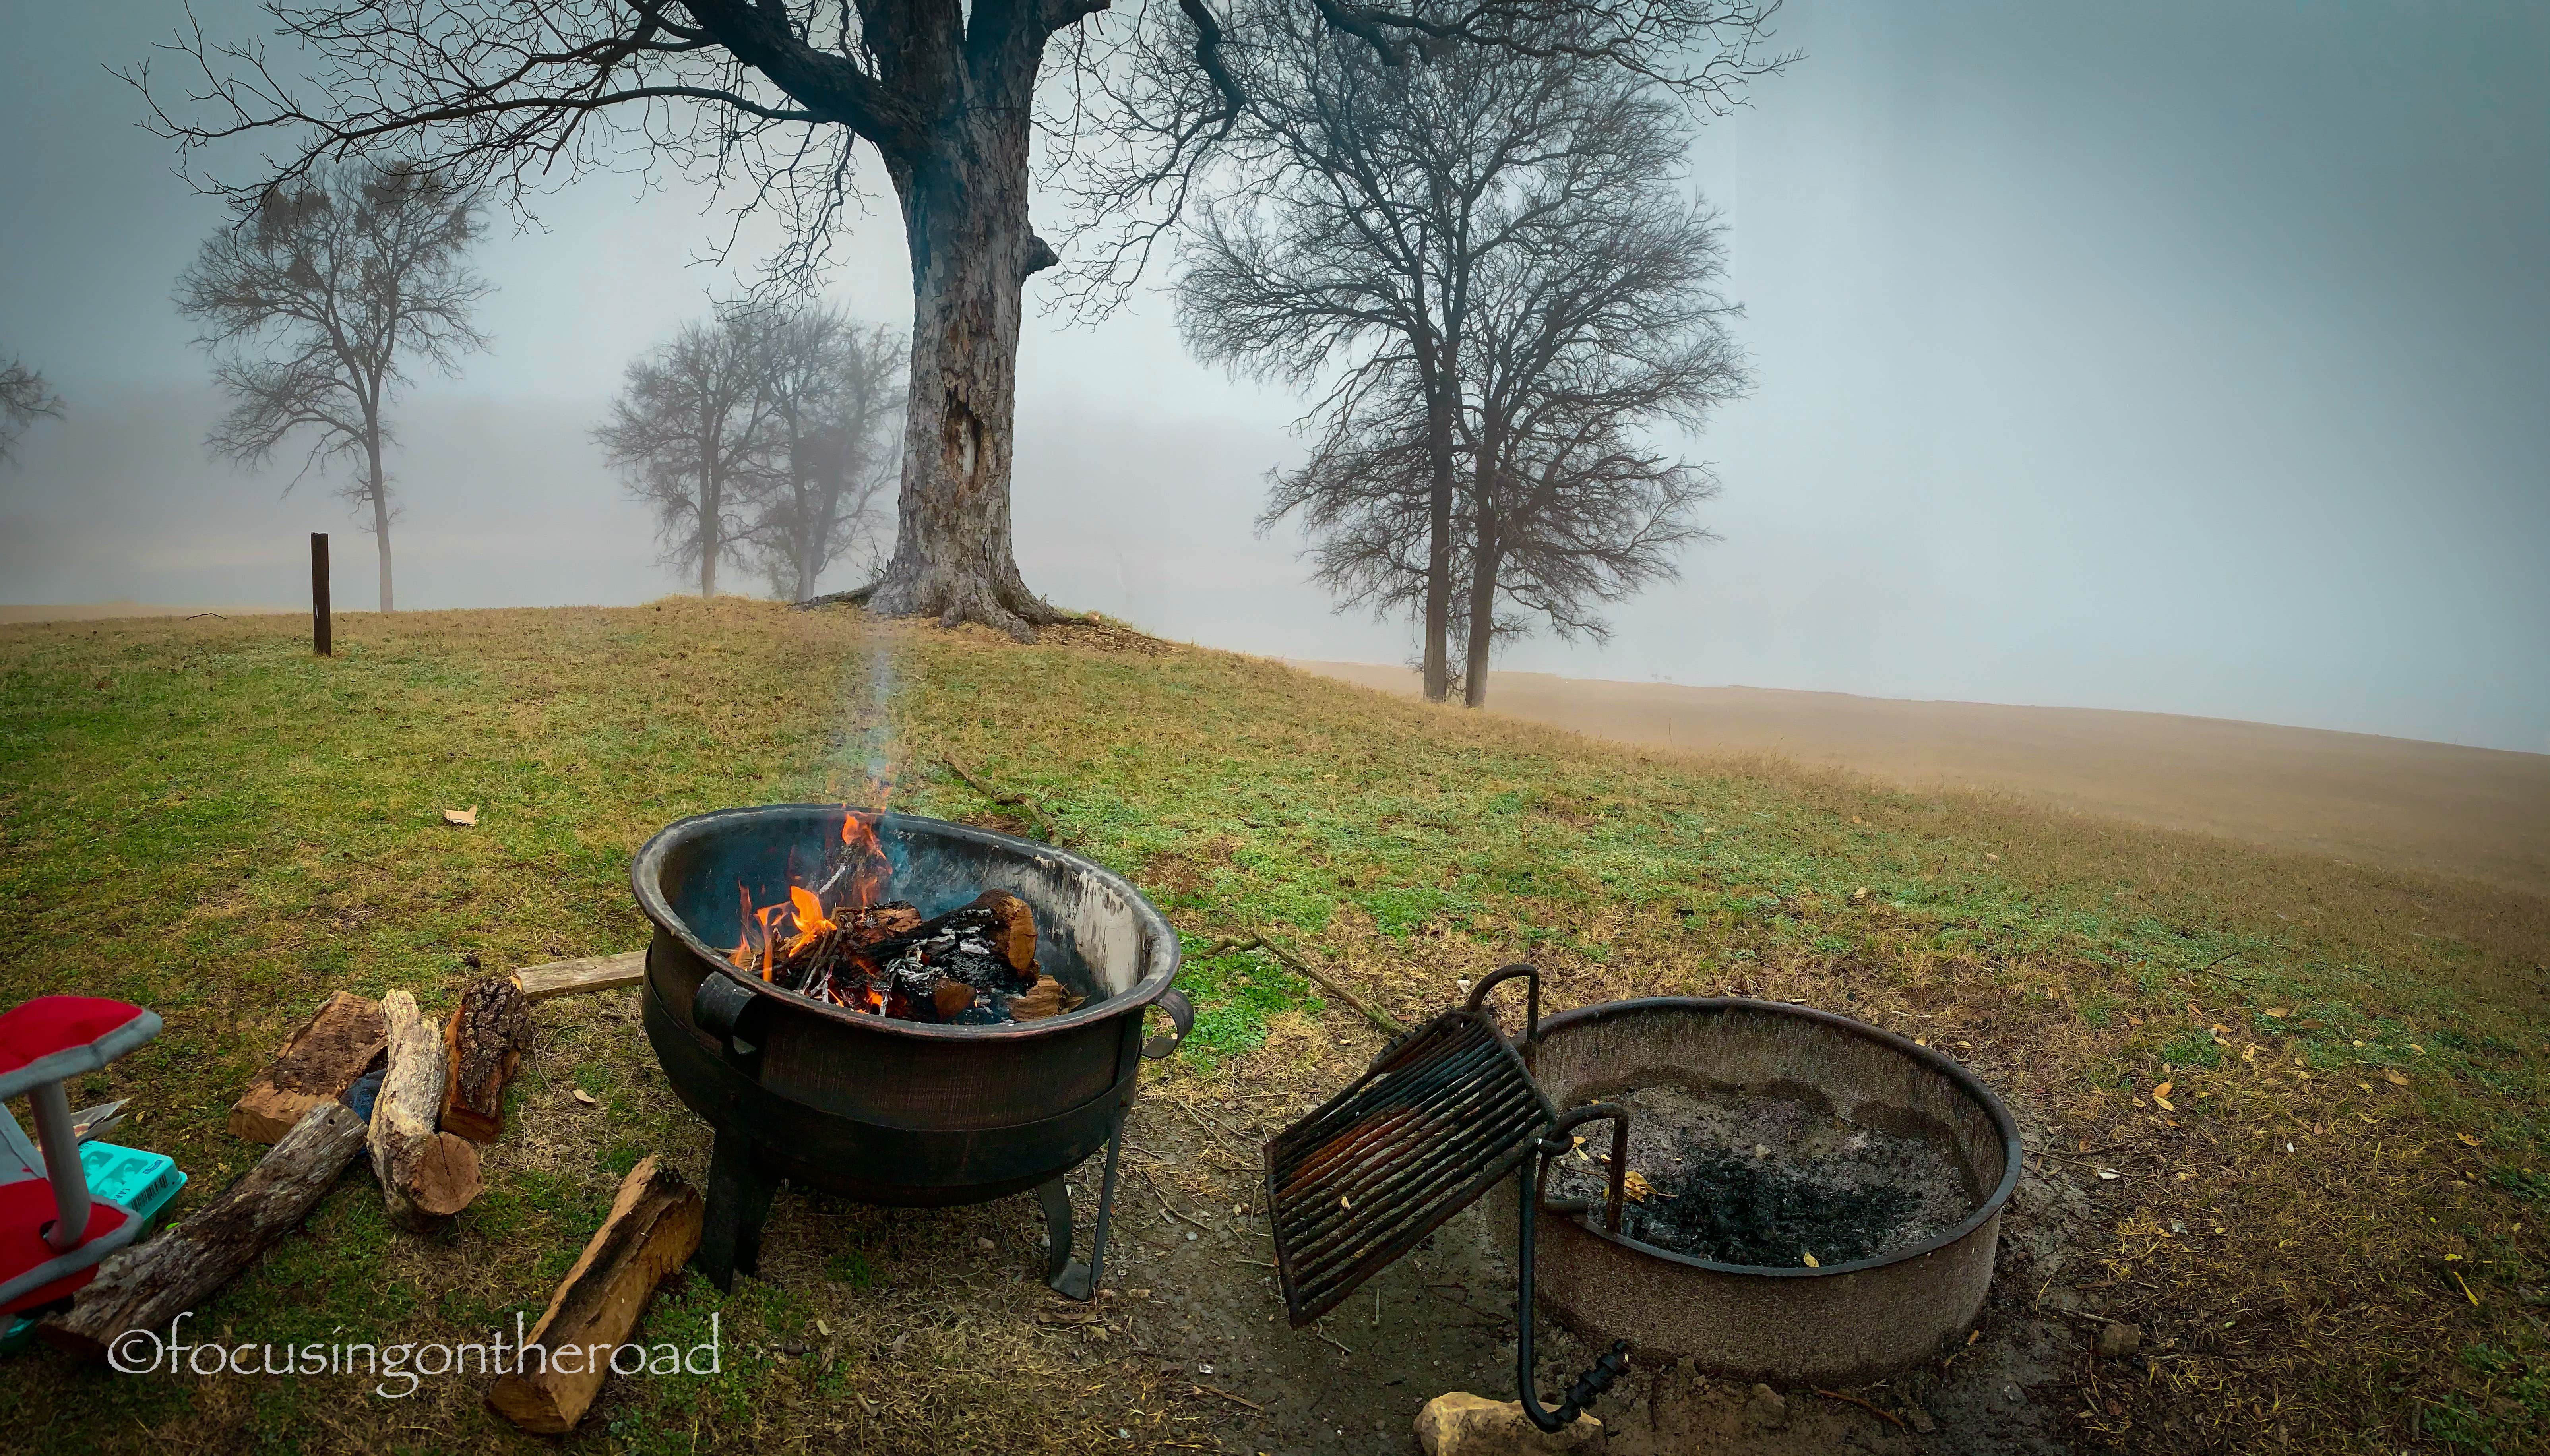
[691,973,768,1065]
[1141,988,1193,1060]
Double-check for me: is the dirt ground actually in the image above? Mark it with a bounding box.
[834,1009,2121,1456]
[1293,661,2550,898]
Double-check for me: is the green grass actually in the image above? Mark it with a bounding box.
[2,600,2544,1454]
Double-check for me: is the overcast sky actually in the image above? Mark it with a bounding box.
[2,2,2543,752]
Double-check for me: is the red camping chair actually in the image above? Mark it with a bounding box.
[0,997,161,1316]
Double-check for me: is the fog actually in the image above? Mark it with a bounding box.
[2,2,2543,751]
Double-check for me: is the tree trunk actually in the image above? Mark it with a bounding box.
[365,417,393,613]
[1415,336,1457,703]
[865,84,1064,641]
[698,436,721,597]
[1463,530,1500,708]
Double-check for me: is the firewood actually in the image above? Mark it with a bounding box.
[970,889,1038,974]
[227,990,386,1144]
[370,990,483,1232]
[932,980,976,1018]
[486,1156,704,1434]
[515,951,645,1000]
[440,976,534,1143]
[1008,975,1084,1022]
[41,1102,368,1359]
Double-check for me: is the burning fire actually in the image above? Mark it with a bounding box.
[720,806,1070,1025]
[729,808,892,982]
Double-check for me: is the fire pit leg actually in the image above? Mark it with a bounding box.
[1040,1106,1127,1301]
[697,1128,776,1292]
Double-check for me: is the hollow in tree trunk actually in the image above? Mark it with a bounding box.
[864,88,1066,641]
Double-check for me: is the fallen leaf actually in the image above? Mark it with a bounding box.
[571,1089,598,1106]
[443,805,479,827]
[1801,1251,1820,1268]
[2097,1168,2120,1180]
[816,1319,832,1337]
[1621,1169,1666,1203]
[2153,1094,2176,1113]
[2153,1081,2174,1101]
[2262,1008,2288,1018]
[2384,1071,2410,1087]
[2457,1133,2483,1147]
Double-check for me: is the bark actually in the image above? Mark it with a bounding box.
[42,1102,369,1360]
[862,54,1065,641]
[228,990,387,1144]
[440,975,534,1144]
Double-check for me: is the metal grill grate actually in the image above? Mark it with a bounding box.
[1264,1005,1554,1326]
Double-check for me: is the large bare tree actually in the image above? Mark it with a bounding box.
[746,308,904,600]
[0,358,65,467]
[1202,18,1748,704]
[176,163,491,612]
[135,0,1780,637]
[595,310,779,596]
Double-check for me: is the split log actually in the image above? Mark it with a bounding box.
[441,976,534,1143]
[41,1102,368,1359]
[1008,976,1084,1022]
[515,950,645,1000]
[370,990,483,1232]
[227,991,386,1144]
[486,1156,705,1435]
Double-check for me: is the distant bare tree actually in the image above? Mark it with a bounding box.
[0,358,65,466]
[595,311,777,597]
[743,309,903,601]
[176,163,490,612]
[1205,20,1747,705]
[134,0,1782,637]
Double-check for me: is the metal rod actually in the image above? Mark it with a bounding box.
[31,1082,90,1252]
[310,532,331,656]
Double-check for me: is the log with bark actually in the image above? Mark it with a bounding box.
[227,990,386,1144]
[41,1102,369,1359]
[486,1155,705,1434]
[370,990,483,1231]
[440,975,534,1143]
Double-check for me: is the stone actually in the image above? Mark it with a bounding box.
[1744,1383,1788,1430]
[1905,1405,1937,1434]
[2095,1322,2143,1359]
[1413,1392,1603,1456]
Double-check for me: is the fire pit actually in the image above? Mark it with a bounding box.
[1494,997,2021,1386]
[632,805,1190,1298]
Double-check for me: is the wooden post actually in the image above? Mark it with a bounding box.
[310,532,332,656]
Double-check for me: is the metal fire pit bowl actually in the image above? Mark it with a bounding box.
[1492,997,2021,1386]
[632,805,1189,1298]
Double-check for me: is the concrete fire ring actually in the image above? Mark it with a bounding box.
[1489,997,2021,1387]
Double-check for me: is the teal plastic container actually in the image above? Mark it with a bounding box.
[0,1142,187,1353]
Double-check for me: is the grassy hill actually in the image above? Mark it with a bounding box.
[2,600,2541,1454]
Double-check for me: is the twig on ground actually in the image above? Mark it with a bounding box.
[938,756,1067,844]
[1192,1382,1265,1413]
[1313,1326,1353,1355]
[1194,932,1407,1037]
[1137,1168,1213,1231]
[1814,1389,1907,1428]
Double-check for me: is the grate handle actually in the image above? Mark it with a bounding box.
[1464,963,1542,1051]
